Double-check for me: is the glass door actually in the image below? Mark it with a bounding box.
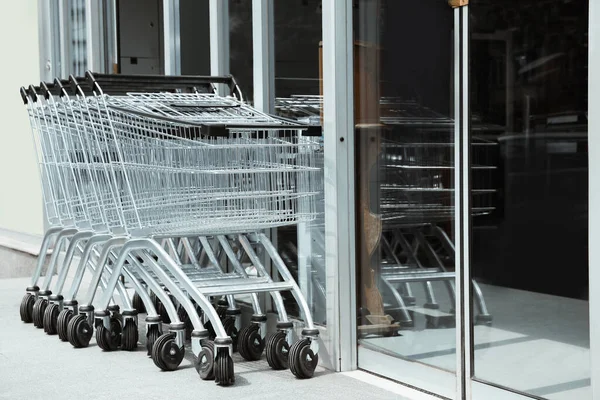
[354,0,459,397]
[468,1,590,399]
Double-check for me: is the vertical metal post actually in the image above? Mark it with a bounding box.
[86,0,106,73]
[588,0,599,397]
[210,0,229,93]
[455,6,472,400]
[163,0,181,75]
[322,0,356,372]
[58,0,71,78]
[103,0,118,73]
[252,0,275,113]
[38,0,55,82]
[252,0,276,314]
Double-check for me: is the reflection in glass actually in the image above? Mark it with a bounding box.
[470,1,590,399]
[355,0,461,374]
[272,0,326,325]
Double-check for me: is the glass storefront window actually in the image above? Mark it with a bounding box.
[273,0,326,325]
[354,0,458,374]
[470,1,590,399]
[229,0,253,102]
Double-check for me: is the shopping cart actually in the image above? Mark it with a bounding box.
[34,72,322,385]
[19,83,135,337]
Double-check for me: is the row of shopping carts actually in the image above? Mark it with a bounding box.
[18,72,323,385]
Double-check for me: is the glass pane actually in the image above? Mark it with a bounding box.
[469,1,590,399]
[273,0,326,325]
[180,0,210,75]
[229,0,253,102]
[355,0,457,372]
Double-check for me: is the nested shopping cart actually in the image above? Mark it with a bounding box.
[19,75,239,348]
[48,72,322,384]
[19,82,136,337]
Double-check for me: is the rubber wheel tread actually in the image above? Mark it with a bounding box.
[20,294,35,323]
[32,298,48,329]
[265,331,289,370]
[43,303,59,335]
[214,348,235,386]
[57,309,73,341]
[121,319,139,351]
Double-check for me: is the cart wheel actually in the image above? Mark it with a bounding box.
[32,298,48,328]
[265,331,290,370]
[121,319,139,351]
[57,309,73,341]
[238,323,264,361]
[214,347,235,386]
[67,314,93,348]
[96,317,122,351]
[289,338,318,379]
[43,303,60,335]
[146,324,162,356]
[131,292,146,314]
[20,293,35,323]
[194,340,215,380]
[223,318,238,353]
[152,332,184,371]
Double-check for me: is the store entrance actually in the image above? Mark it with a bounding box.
[352,1,591,399]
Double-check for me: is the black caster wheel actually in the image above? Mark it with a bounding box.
[96,317,122,351]
[289,338,318,379]
[20,293,35,323]
[146,324,162,356]
[223,318,238,353]
[214,347,235,386]
[43,303,60,335]
[131,292,146,314]
[67,314,93,348]
[265,331,290,370]
[57,309,73,342]
[121,319,139,351]
[151,332,184,371]
[32,298,48,329]
[195,340,215,380]
[238,323,264,361]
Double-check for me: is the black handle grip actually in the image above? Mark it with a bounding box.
[27,85,38,103]
[85,71,242,98]
[20,87,29,105]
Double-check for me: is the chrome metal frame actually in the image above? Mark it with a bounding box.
[589,2,600,399]
[210,0,229,95]
[322,0,357,372]
[163,0,181,75]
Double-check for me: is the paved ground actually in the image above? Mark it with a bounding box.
[0,277,406,400]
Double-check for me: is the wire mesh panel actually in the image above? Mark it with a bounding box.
[75,92,322,236]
